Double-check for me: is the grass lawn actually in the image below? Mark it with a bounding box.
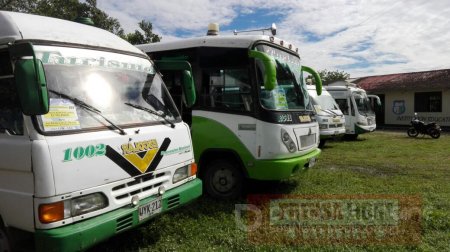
[91,131,450,251]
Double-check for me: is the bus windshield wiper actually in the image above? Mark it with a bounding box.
[324,109,339,116]
[124,102,175,128]
[49,90,126,135]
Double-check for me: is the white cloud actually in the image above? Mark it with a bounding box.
[98,0,450,77]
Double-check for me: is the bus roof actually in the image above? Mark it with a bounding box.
[307,84,332,96]
[326,81,365,92]
[0,11,144,55]
[137,34,299,55]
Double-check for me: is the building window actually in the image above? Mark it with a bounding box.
[414,92,442,112]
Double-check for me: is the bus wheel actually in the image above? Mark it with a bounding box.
[204,160,243,199]
[0,225,11,252]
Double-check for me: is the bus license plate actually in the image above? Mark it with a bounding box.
[138,197,162,221]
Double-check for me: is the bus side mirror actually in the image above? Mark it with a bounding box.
[10,43,49,115]
[181,69,195,107]
[301,65,322,96]
[367,95,381,107]
[249,50,276,91]
[154,60,196,108]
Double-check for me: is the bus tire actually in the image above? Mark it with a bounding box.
[203,159,243,199]
[0,223,11,252]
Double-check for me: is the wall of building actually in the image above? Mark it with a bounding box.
[381,89,450,126]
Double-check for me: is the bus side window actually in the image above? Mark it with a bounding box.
[160,70,183,110]
[335,98,349,116]
[349,98,355,116]
[0,50,23,135]
[202,68,252,112]
[255,59,273,109]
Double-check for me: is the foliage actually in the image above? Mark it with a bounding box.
[0,0,36,12]
[318,69,350,85]
[125,20,162,45]
[0,0,161,44]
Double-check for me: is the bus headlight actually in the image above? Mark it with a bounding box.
[173,163,197,183]
[71,193,108,217]
[173,165,189,183]
[357,119,368,126]
[39,193,108,224]
[319,124,328,129]
[281,129,297,153]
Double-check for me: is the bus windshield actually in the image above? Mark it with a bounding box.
[311,95,340,111]
[353,91,374,116]
[255,44,310,111]
[34,45,180,133]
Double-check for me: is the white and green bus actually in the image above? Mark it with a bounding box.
[137,25,322,199]
[327,81,380,139]
[0,11,201,251]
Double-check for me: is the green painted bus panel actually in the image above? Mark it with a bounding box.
[249,148,321,180]
[192,116,255,167]
[34,179,202,252]
[192,116,321,180]
[355,124,370,134]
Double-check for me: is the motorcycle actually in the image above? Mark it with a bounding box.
[407,113,441,139]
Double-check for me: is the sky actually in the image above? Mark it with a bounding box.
[98,0,450,78]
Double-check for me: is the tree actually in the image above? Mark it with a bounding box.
[1,0,37,12]
[1,0,162,44]
[125,20,162,45]
[317,69,350,85]
[78,0,125,37]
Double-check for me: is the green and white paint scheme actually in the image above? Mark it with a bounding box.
[0,11,201,252]
[137,27,322,199]
[307,85,345,147]
[326,81,380,139]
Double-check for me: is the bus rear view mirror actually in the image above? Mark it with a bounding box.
[9,42,49,115]
[249,50,277,91]
[182,69,195,107]
[301,65,322,96]
[368,94,381,107]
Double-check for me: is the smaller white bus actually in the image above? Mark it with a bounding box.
[307,85,345,147]
[137,24,323,199]
[326,81,380,139]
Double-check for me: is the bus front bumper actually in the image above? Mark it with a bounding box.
[355,124,376,134]
[35,179,202,252]
[320,128,346,139]
[247,148,321,180]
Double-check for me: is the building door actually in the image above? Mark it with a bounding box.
[375,94,385,126]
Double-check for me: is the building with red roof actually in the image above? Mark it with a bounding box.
[352,69,450,128]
